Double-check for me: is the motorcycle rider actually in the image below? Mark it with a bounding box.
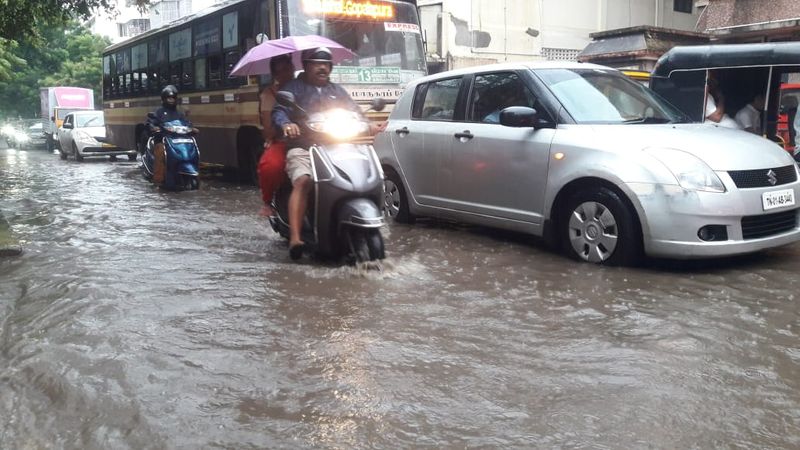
[272,47,382,260]
[145,85,196,185]
[147,85,191,133]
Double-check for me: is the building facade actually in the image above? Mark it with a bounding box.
[418,0,701,73]
[696,0,800,43]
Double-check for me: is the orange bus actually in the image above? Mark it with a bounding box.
[102,0,426,181]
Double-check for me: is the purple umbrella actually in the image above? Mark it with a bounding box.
[230,35,357,76]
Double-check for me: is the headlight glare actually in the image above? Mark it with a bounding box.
[645,147,726,193]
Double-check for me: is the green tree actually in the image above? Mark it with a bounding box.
[0,21,109,118]
[41,25,111,108]
[0,0,149,41]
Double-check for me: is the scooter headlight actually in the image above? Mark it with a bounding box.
[319,109,369,139]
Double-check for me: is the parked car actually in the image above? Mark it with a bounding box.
[376,61,800,264]
[57,111,136,161]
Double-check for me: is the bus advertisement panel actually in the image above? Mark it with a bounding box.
[102,0,425,181]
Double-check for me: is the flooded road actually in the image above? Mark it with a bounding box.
[2,147,800,448]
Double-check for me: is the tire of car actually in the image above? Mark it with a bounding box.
[560,186,641,266]
[383,169,415,224]
[73,143,83,162]
[59,149,67,160]
[128,153,137,161]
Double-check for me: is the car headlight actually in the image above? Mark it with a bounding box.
[14,132,29,142]
[74,131,98,144]
[644,147,726,193]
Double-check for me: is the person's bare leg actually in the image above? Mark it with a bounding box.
[289,175,312,248]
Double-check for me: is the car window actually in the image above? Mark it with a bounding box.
[416,77,462,121]
[468,72,536,123]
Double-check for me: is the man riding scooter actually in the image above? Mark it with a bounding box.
[272,47,384,260]
[144,85,200,189]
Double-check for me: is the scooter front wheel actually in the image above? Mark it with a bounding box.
[345,228,385,264]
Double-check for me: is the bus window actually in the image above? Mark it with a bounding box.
[181,60,194,90]
[208,55,222,88]
[224,50,241,85]
[195,58,207,90]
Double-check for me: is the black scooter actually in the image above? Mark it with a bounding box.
[269,92,387,263]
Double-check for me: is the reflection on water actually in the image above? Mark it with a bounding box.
[2,148,800,448]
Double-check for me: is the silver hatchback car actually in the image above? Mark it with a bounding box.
[376,62,800,264]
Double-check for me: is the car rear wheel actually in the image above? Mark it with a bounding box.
[128,153,137,161]
[561,187,640,265]
[384,170,415,224]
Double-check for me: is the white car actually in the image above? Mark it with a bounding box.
[58,111,136,161]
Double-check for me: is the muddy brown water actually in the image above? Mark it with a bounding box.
[2,147,800,448]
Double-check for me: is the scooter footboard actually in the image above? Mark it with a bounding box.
[336,198,385,229]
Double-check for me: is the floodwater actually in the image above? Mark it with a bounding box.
[2,147,800,449]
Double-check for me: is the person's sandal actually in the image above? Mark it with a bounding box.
[289,243,305,261]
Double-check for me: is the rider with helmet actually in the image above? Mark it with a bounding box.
[272,47,367,260]
[147,85,191,133]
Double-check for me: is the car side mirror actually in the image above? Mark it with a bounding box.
[62,122,73,129]
[500,106,538,128]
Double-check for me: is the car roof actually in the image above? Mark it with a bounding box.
[409,61,617,85]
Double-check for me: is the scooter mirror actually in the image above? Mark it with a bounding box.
[370,97,386,112]
[276,91,297,108]
[147,112,157,120]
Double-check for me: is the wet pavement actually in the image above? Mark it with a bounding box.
[2,147,800,448]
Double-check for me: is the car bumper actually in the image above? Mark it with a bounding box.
[77,142,135,156]
[633,179,800,259]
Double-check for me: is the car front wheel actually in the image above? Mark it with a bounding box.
[561,187,640,265]
[73,143,83,162]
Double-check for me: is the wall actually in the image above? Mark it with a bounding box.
[419,0,701,72]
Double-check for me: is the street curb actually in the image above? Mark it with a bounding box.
[0,212,22,257]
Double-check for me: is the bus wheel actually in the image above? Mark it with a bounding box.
[240,139,263,185]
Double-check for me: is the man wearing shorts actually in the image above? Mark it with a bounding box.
[272,47,364,260]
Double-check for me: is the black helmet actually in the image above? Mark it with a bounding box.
[161,85,178,101]
[302,47,333,64]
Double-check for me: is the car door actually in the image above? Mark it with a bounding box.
[58,114,74,151]
[389,76,466,209]
[439,70,556,224]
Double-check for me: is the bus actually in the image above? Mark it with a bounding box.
[102,0,426,181]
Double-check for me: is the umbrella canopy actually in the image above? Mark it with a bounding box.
[230,35,357,77]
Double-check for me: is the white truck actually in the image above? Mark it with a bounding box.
[40,87,94,151]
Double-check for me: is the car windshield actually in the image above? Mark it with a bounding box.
[76,113,104,128]
[28,123,42,131]
[536,68,690,124]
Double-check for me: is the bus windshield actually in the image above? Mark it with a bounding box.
[285,0,427,84]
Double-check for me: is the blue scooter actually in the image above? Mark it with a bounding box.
[141,113,200,190]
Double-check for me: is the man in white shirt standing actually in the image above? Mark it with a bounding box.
[735,93,765,135]
[794,107,800,157]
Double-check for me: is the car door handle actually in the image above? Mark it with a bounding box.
[395,126,410,135]
[454,131,473,140]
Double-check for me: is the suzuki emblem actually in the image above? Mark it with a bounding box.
[767,169,778,186]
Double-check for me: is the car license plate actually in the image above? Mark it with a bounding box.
[762,189,795,211]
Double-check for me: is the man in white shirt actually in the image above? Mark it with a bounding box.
[734,93,765,135]
[794,107,800,156]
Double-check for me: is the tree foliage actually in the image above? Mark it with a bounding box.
[0,22,111,118]
[0,0,150,41]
